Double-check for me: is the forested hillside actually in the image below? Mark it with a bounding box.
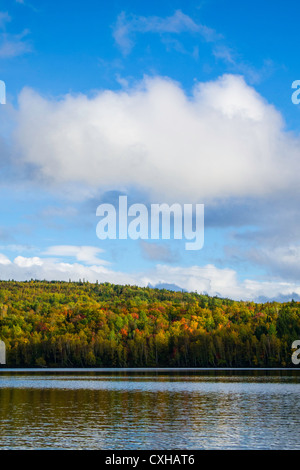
[0,280,299,367]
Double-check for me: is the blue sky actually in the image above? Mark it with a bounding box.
[0,0,300,301]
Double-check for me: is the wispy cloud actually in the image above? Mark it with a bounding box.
[0,11,11,29]
[113,10,218,55]
[0,9,32,59]
[15,0,39,13]
[213,44,236,64]
[113,9,274,83]
[43,245,109,266]
[213,44,275,84]
[0,29,31,58]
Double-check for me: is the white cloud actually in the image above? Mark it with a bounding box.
[43,245,109,266]
[14,256,43,267]
[242,278,300,300]
[0,253,137,285]
[144,264,300,301]
[0,253,11,265]
[0,250,299,301]
[113,10,217,55]
[14,74,300,202]
[143,264,239,297]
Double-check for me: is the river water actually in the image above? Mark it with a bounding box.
[0,368,299,449]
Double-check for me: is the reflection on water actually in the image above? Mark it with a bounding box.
[0,369,300,450]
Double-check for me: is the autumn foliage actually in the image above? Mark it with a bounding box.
[0,280,299,367]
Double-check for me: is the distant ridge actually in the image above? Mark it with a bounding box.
[148,282,300,304]
[255,292,300,303]
[148,282,187,292]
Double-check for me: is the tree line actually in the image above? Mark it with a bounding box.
[0,280,299,367]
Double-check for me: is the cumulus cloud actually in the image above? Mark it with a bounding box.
[144,264,300,301]
[14,256,43,267]
[14,74,300,202]
[0,253,11,265]
[144,264,239,297]
[0,253,137,285]
[0,251,299,301]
